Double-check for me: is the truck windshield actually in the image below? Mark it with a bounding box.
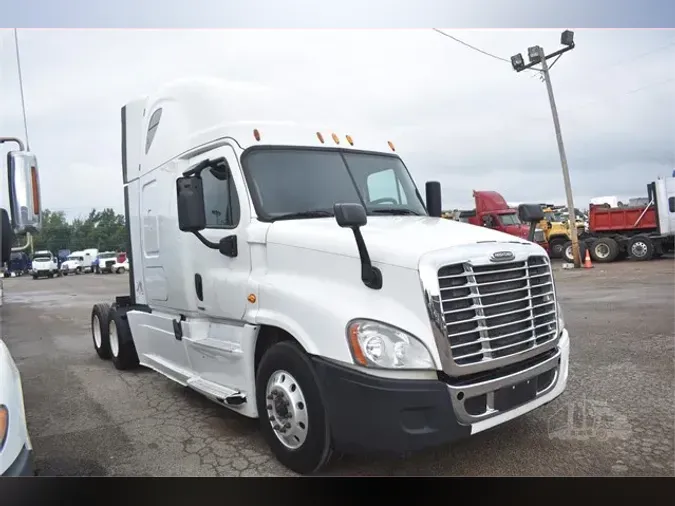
[33,256,51,261]
[499,213,522,226]
[242,148,427,221]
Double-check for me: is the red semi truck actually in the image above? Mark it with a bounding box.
[561,176,675,263]
[457,190,550,252]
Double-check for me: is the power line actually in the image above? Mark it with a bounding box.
[13,28,30,150]
[431,28,511,63]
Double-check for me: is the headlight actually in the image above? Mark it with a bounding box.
[0,404,8,450]
[557,302,565,330]
[346,319,435,370]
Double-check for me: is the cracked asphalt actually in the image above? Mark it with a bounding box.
[1,257,673,476]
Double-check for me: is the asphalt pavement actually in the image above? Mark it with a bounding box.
[1,258,673,476]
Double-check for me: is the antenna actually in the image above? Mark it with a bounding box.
[14,28,30,150]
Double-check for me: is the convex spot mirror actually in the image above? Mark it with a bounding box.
[176,176,206,232]
[334,203,367,228]
[7,150,42,234]
[517,203,545,224]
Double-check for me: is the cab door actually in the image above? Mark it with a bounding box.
[186,144,251,320]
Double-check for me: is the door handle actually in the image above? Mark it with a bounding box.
[194,273,203,301]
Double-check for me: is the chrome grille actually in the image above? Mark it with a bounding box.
[534,229,546,243]
[438,256,558,366]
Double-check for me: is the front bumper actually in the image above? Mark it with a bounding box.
[312,330,569,454]
[2,445,34,477]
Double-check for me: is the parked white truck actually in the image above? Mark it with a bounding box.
[30,250,60,279]
[89,79,570,474]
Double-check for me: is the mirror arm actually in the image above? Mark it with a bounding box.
[527,222,538,242]
[0,137,25,150]
[192,231,219,250]
[11,232,32,252]
[182,156,227,178]
[351,227,382,290]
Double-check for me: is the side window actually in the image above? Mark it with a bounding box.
[366,169,407,205]
[669,197,675,213]
[145,108,163,154]
[202,166,240,229]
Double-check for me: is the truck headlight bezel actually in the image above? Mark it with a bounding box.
[346,319,435,370]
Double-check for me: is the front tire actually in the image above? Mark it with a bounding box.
[628,235,654,261]
[91,303,112,359]
[108,307,139,370]
[256,341,333,475]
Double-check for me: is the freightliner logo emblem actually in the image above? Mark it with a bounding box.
[490,251,515,262]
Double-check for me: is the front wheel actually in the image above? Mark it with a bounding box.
[256,341,333,475]
[628,235,654,261]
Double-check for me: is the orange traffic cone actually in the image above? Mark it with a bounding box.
[583,249,593,269]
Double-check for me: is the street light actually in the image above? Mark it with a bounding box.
[561,30,574,47]
[510,30,582,268]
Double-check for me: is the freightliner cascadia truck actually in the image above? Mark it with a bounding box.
[89,78,570,474]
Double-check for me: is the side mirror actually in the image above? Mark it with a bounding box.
[517,203,544,224]
[333,203,367,228]
[425,181,442,218]
[7,150,42,234]
[176,176,206,232]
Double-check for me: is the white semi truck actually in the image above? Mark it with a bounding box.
[90,79,570,475]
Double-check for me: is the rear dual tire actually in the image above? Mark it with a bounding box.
[91,303,139,369]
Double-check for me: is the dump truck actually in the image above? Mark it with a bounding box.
[561,176,675,263]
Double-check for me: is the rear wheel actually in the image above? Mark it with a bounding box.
[628,235,654,261]
[91,303,112,359]
[256,341,333,475]
[548,236,567,258]
[108,307,139,370]
[590,237,619,263]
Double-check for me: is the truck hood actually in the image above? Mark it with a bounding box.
[61,260,80,268]
[32,260,53,267]
[266,216,531,269]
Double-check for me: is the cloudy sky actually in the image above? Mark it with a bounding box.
[1,28,673,218]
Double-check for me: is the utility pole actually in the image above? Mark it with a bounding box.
[511,30,582,268]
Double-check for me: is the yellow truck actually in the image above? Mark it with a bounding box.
[540,207,586,258]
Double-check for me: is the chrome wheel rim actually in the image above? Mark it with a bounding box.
[595,243,610,259]
[265,370,308,450]
[631,241,647,257]
[109,320,119,357]
[93,315,102,348]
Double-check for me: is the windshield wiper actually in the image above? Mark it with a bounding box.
[271,210,334,222]
[370,208,422,216]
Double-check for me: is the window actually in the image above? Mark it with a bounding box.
[366,168,408,205]
[669,197,675,213]
[498,213,521,226]
[202,165,240,229]
[242,148,426,221]
[145,108,163,154]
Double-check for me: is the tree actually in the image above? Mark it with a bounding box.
[30,208,128,254]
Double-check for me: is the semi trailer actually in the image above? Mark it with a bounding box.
[561,176,675,263]
[89,78,570,474]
